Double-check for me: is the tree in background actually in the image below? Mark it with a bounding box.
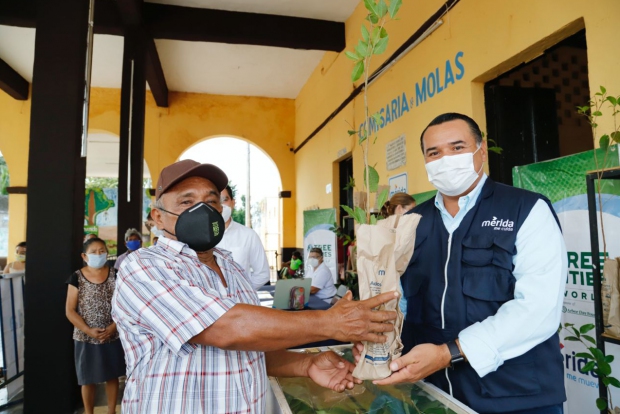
[0,157,9,196]
[228,182,246,225]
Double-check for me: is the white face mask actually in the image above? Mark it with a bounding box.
[425,146,483,197]
[221,204,232,223]
[86,253,108,269]
[151,226,164,237]
[308,258,319,268]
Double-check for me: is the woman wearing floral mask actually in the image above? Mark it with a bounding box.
[65,237,125,414]
[3,241,26,274]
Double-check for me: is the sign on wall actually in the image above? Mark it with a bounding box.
[513,148,620,414]
[386,135,406,171]
[388,173,408,197]
[303,209,337,283]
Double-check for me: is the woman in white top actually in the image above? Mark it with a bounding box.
[3,241,26,274]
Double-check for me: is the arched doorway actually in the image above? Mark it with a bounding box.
[179,136,282,282]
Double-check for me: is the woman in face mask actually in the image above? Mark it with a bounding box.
[65,237,125,414]
[3,241,26,274]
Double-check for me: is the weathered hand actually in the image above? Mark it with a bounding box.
[100,324,117,341]
[373,343,451,385]
[307,351,360,392]
[327,291,398,343]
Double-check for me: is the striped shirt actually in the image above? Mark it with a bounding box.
[112,236,267,414]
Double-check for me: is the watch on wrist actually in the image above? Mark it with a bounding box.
[446,340,464,367]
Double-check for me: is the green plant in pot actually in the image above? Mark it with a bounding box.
[339,0,423,383]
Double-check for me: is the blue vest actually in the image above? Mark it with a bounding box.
[401,179,566,413]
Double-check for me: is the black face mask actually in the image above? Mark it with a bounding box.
[159,202,225,252]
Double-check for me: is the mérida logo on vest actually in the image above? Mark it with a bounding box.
[481,216,515,230]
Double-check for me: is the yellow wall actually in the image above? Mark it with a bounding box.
[0,92,30,260]
[294,0,620,246]
[89,89,297,248]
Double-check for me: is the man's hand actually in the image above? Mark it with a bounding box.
[327,291,398,343]
[306,351,361,392]
[373,343,451,385]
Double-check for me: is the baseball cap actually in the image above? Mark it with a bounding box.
[155,159,228,200]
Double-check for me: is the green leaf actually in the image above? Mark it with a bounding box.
[600,134,610,151]
[373,35,389,54]
[580,323,595,334]
[580,360,595,373]
[564,323,575,328]
[355,40,369,58]
[361,25,370,42]
[488,146,503,154]
[370,214,377,225]
[366,13,379,24]
[352,60,364,82]
[363,0,378,16]
[607,96,618,106]
[593,111,603,117]
[591,347,605,360]
[376,0,388,18]
[341,205,356,219]
[377,188,389,211]
[596,397,608,411]
[611,131,620,144]
[570,327,580,337]
[601,85,607,94]
[583,334,596,344]
[354,206,367,224]
[599,361,612,376]
[564,336,580,341]
[347,129,357,136]
[575,352,593,359]
[345,50,360,61]
[388,0,402,18]
[605,354,615,363]
[607,376,620,388]
[364,166,380,193]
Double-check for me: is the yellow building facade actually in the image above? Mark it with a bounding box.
[0,0,619,258]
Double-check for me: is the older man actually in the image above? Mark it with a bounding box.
[365,113,567,414]
[112,159,398,414]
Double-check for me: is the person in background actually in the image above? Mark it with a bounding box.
[65,237,125,414]
[380,192,416,218]
[114,228,142,271]
[307,247,337,303]
[217,184,271,289]
[152,236,159,246]
[3,241,26,274]
[83,233,97,243]
[280,250,302,278]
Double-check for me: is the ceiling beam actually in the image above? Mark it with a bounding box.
[115,0,168,107]
[0,0,346,52]
[0,57,29,100]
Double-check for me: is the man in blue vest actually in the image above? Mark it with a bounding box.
[371,113,567,414]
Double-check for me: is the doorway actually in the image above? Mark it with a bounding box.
[484,29,593,185]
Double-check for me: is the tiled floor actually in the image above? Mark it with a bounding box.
[0,378,125,414]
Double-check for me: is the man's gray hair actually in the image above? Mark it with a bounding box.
[125,228,142,241]
[153,196,165,210]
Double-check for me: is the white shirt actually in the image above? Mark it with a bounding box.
[217,220,270,290]
[433,174,567,378]
[308,262,337,302]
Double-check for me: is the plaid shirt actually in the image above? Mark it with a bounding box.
[112,236,267,414]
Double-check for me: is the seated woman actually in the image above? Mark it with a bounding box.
[279,251,303,279]
[3,241,26,274]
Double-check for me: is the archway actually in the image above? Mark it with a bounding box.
[179,136,283,282]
